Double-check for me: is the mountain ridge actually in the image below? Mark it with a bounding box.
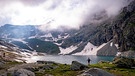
[0,0,135,56]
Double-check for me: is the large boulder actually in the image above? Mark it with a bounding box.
[12,69,35,76]
[78,68,114,76]
[70,61,88,71]
[113,57,135,68]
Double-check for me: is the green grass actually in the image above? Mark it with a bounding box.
[1,60,135,76]
[35,64,79,76]
[11,41,32,50]
[90,62,135,76]
[34,62,135,76]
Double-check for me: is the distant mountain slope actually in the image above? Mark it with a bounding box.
[24,38,60,54]
[0,24,76,54]
[0,0,134,55]
[0,24,37,38]
[89,0,135,53]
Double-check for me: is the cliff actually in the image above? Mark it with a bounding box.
[112,0,135,52]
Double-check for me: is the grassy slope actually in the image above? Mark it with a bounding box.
[35,62,135,76]
[11,41,32,50]
[25,38,60,54]
[90,62,135,76]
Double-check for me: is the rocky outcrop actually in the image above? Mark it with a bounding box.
[63,0,135,55]
[70,61,88,71]
[112,0,135,52]
[96,40,118,56]
[12,68,35,76]
[113,57,135,68]
[120,50,135,57]
[78,68,114,76]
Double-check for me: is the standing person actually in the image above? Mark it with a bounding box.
[3,52,5,58]
[87,57,91,65]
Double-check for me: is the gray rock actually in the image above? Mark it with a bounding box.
[120,50,135,58]
[78,68,114,76]
[12,69,35,76]
[113,57,135,68]
[70,61,88,71]
[0,61,5,67]
[39,65,54,70]
[96,40,118,56]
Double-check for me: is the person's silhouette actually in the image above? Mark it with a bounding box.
[87,58,91,65]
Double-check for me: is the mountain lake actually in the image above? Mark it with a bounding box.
[29,55,114,65]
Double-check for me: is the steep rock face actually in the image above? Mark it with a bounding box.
[96,41,118,56]
[57,0,135,55]
[61,25,97,54]
[89,21,113,46]
[88,0,135,53]
[112,0,135,52]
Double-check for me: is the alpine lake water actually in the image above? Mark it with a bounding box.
[31,55,114,65]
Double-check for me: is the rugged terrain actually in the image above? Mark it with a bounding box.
[0,0,135,56]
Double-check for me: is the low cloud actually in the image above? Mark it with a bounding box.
[0,0,131,31]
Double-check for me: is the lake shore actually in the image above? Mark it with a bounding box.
[19,55,114,65]
[1,56,135,76]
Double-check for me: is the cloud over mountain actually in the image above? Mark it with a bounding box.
[0,0,131,30]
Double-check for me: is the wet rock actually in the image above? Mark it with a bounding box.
[78,68,114,76]
[70,61,88,71]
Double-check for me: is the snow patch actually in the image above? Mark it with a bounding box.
[54,41,63,46]
[0,45,8,49]
[41,33,53,38]
[12,39,27,44]
[115,44,119,49]
[73,42,98,55]
[28,35,36,39]
[58,34,69,39]
[95,43,107,51]
[116,52,121,56]
[110,42,113,47]
[14,49,46,63]
[73,41,117,55]
[59,45,78,55]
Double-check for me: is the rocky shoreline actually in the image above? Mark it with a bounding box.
[0,59,113,76]
[1,56,135,76]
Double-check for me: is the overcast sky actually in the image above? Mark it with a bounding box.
[0,0,131,30]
